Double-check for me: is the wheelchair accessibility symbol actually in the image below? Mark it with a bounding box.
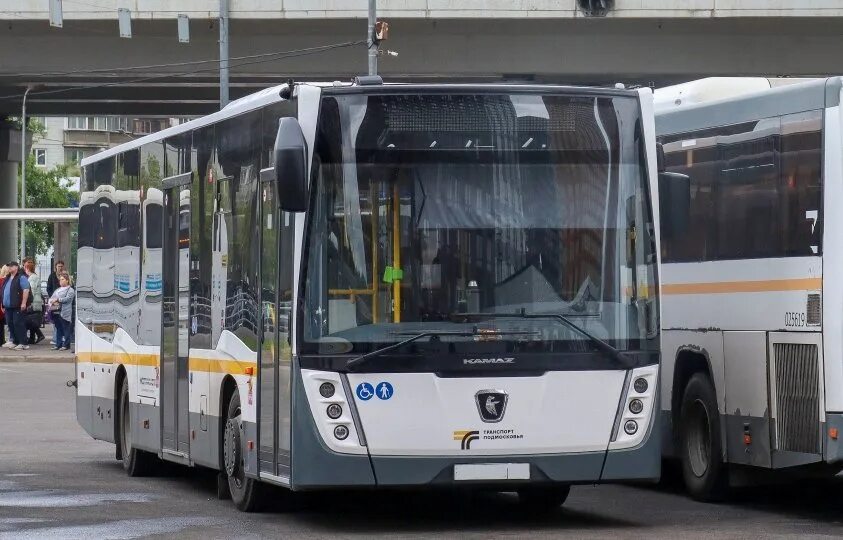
[356,382,375,401]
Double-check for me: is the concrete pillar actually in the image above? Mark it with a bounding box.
[0,160,18,264]
[53,222,71,269]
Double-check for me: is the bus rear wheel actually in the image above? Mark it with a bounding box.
[118,378,157,477]
[223,390,263,512]
[517,485,570,513]
[679,373,727,502]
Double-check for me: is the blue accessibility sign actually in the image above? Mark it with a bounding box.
[356,382,375,401]
[376,381,394,400]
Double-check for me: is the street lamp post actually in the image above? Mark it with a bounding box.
[20,86,31,262]
[367,0,377,75]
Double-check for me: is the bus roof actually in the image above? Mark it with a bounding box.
[80,83,290,168]
[81,81,644,168]
[656,77,843,136]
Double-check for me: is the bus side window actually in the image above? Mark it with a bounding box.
[780,110,823,256]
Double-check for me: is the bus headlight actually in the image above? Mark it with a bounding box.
[633,378,648,393]
[629,398,644,414]
[624,420,638,435]
[334,425,349,440]
[319,382,335,398]
[326,403,343,419]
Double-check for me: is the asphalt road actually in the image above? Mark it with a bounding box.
[2,363,843,539]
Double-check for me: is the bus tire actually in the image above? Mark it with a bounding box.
[223,390,263,512]
[118,377,157,477]
[679,373,727,502]
[517,485,570,513]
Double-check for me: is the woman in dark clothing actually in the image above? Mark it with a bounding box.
[46,261,64,346]
[0,264,7,347]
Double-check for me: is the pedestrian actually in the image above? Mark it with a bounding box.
[48,272,75,351]
[46,260,65,347]
[0,264,8,347]
[46,260,64,298]
[1,261,31,350]
[23,258,45,345]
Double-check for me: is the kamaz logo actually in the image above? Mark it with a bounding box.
[462,357,515,365]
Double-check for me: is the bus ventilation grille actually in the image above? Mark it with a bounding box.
[772,343,820,454]
[806,294,822,326]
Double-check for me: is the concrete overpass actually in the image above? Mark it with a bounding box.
[2,1,843,115]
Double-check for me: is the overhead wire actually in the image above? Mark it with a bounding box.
[0,40,366,102]
[16,41,363,79]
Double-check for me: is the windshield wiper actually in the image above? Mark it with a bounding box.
[345,328,539,371]
[449,309,636,369]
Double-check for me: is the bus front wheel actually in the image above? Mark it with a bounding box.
[679,373,727,501]
[118,378,157,477]
[223,390,263,512]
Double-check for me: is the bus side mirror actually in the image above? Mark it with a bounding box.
[658,171,690,239]
[274,117,308,212]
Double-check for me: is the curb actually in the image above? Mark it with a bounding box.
[0,355,75,363]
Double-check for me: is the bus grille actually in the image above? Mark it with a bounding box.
[773,343,820,454]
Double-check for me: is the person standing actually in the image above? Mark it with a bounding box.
[46,260,64,297]
[48,273,75,351]
[23,258,45,345]
[1,261,31,350]
[0,265,8,347]
[46,260,65,346]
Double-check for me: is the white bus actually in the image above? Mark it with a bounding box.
[76,80,673,512]
[655,77,842,500]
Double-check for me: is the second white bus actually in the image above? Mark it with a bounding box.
[656,77,843,500]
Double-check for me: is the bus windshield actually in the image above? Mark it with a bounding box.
[302,91,658,356]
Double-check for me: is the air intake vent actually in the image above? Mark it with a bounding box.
[806,294,821,326]
[772,343,820,454]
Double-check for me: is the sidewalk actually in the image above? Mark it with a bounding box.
[0,325,74,363]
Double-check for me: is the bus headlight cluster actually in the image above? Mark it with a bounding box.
[609,365,658,451]
[302,370,367,455]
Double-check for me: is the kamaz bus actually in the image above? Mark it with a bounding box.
[655,77,843,500]
[75,79,675,512]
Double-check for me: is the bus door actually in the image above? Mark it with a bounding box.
[161,173,192,459]
[258,169,293,482]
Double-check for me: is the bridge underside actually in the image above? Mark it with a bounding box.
[1,17,842,115]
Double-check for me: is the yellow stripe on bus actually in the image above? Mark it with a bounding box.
[188,357,257,375]
[77,352,257,375]
[662,277,822,295]
[77,352,158,367]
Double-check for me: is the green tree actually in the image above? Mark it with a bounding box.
[18,155,77,256]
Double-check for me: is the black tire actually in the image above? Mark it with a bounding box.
[118,378,157,477]
[679,373,728,502]
[517,485,571,513]
[223,391,263,512]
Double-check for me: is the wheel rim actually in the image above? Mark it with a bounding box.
[223,409,244,490]
[121,392,130,458]
[686,398,711,478]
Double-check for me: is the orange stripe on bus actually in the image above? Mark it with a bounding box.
[77,352,256,375]
[662,277,821,295]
